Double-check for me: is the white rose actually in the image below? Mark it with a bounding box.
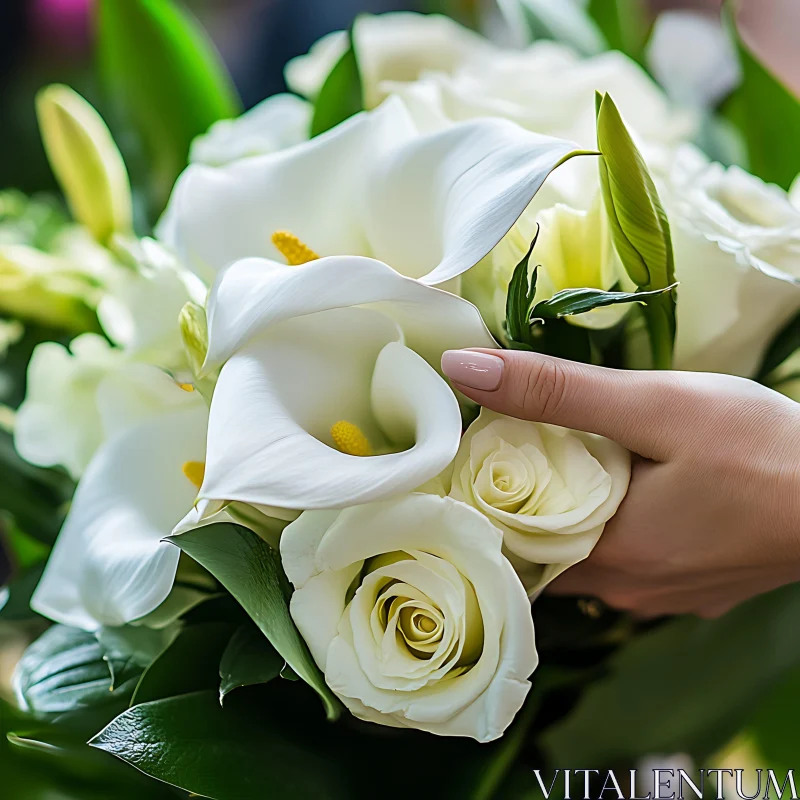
[189,94,312,167]
[448,410,630,593]
[284,12,492,109]
[661,145,800,377]
[281,493,537,742]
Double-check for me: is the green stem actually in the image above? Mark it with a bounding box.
[644,296,675,370]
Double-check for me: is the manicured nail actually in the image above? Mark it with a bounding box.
[441,350,504,391]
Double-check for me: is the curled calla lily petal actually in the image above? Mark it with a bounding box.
[282,493,537,742]
[196,312,462,510]
[158,95,578,286]
[203,255,495,372]
[31,404,208,631]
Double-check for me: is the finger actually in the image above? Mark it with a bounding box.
[441,348,698,459]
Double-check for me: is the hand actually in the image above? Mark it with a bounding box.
[441,348,800,618]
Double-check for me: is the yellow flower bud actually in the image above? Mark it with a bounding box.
[36,84,132,245]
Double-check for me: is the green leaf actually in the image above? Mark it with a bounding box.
[170,523,341,720]
[542,583,800,765]
[722,3,800,190]
[96,0,242,212]
[533,283,676,319]
[131,621,233,706]
[757,308,800,382]
[90,691,352,799]
[504,231,539,349]
[219,622,284,703]
[309,26,363,138]
[498,0,607,55]
[746,667,800,776]
[587,0,651,63]
[1,699,178,800]
[14,625,163,715]
[596,92,676,368]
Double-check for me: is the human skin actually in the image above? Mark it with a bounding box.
[441,348,800,619]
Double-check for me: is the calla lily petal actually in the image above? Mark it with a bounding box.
[158,96,579,286]
[31,406,208,631]
[203,255,495,372]
[198,318,462,510]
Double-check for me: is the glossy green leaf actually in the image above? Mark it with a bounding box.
[131,621,233,706]
[310,27,363,138]
[1,699,176,800]
[96,0,242,211]
[757,307,800,383]
[504,232,539,350]
[13,625,165,715]
[542,583,800,765]
[722,3,800,190]
[596,92,676,368]
[219,622,283,703]
[498,0,607,55]
[533,283,676,319]
[170,523,341,720]
[90,691,352,799]
[587,0,651,63]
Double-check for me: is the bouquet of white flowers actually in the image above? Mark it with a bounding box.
[2,2,800,798]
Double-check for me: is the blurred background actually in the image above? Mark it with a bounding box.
[0,0,798,197]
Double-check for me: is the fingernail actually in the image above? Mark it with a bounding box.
[441,350,504,391]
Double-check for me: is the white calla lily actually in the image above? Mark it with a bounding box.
[158,95,579,287]
[189,255,495,515]
[31,401,208,630]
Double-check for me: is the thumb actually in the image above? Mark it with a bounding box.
[441,348,688,459]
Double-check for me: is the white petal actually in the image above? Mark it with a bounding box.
[203,255,495,371]
[157,102,411,283]
[361,112,578,285]
[14,335,123,478]
[285,495,538,742]
[673,221,800,377]
[190,94,312,167]
[158,95,578,285]
[451,410,630,570]
[285,13,492,108]
[31,406,208,630]
[200,316,462,509]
